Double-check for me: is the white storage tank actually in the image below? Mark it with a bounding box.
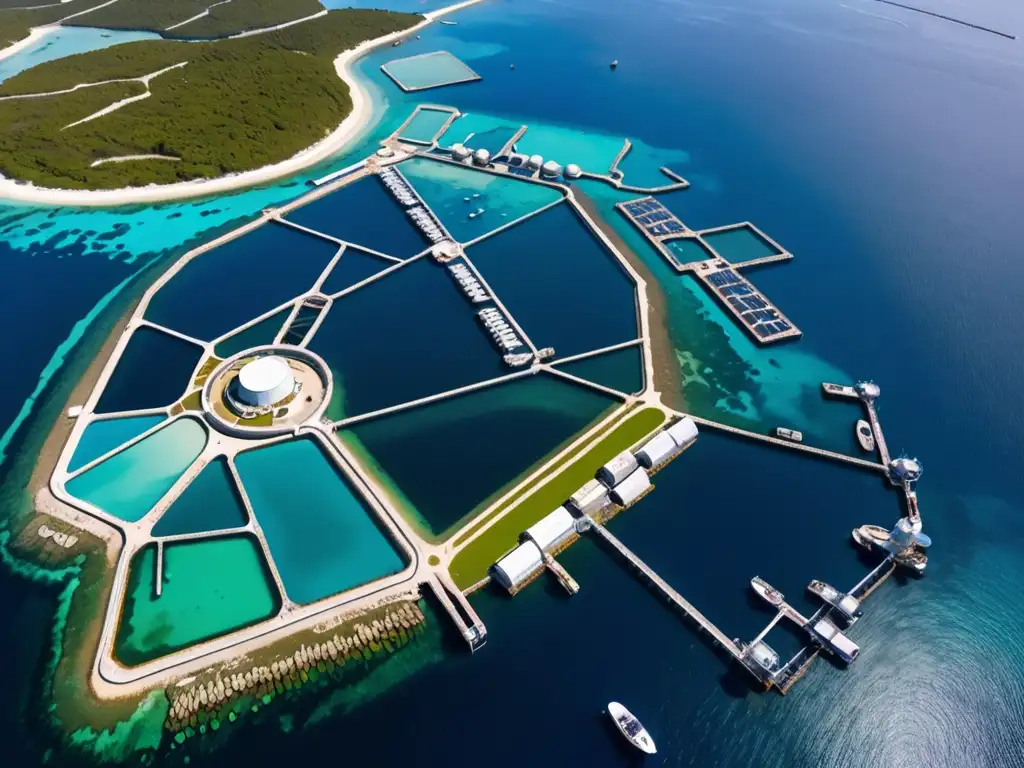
[635,431,678,469]
[472,148,491,166]
[526,154,543,171]
[666,417,698,449]
[235,357,294,407]
[524,506,576,552]
[451,143,471,161]
[598,450,639,487]
[492,540,543,592]
[610,468,651,506]
[541,160,563,177]
[563,163,582,179]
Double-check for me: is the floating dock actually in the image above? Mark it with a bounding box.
[616,196,800,344]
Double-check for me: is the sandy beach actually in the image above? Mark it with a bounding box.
[0,0,482,208]
[0,24,57,64]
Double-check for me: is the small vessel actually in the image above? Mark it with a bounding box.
[440,20,457,25]
[607,702,656,755]
[894,548,928,573]
[855,419,875,452]
[775,426,803,442]
[852,524,890,551]
[750,576,784,607]
[610,59,619,69]
[807,580,862,621]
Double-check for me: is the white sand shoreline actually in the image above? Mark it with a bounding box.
[0,0,482,208]
[0,24,58,64]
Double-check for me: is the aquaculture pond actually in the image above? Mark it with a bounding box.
[235,437,407,605]
[307,258,505,419]
[65,417,207,523]
[701,224,784,262]
[553,345,645,395]
[467,203,638,357]
[665,236,716,264]
[320,247,394,295]
[145,222,336,341]
[399,108,454,144]
[66,414,164,473]
[114,535,280,666]
[438,112,524,155]
[285,176,428,258]
[398,156,563,243]
[94,326,202,414]
[339,373,619,541]
[381,50,480,91]
[151,457,248,537]
[214,308,292,359]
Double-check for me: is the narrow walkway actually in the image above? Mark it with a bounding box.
[0,61,187,102]
[90,154,181,168]
[164,0,233,31]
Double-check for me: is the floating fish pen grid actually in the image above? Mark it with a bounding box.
[380,51,482,93]
[393,104,460,145]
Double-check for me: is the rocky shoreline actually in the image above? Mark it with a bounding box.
[165,601,427,737]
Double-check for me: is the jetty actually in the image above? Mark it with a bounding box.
[425,573,487,651]
[616,197,800,344]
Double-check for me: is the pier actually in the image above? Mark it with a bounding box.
[822,381,893,468]
[425,573,487,651]
[616,197,801,344]
[582,516,743,657]
[543,552,579,595]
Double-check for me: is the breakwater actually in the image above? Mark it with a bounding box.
[164,600,426,736]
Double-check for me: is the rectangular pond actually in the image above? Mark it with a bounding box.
[65,417,207,523]
[151,457,248,537]
[466,203,639,358]
[398,107,454,144]
[398,156,563,244]
[700,224,784,262]
[235,437,407,605]
[67,414,164,474]
[438,113,524,155]
[95,326,203,414]
[145,221,337,342]
[114,535,279,666]
[339,373,619,542]
[381,51,481,92]
[307,258,506,420]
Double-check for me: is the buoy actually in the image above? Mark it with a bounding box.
[610,59,618,69]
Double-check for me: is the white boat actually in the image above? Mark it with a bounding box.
[607,702,656,755]
[775,427,803,442]
[855,419,875,452]
[751,576,784,607]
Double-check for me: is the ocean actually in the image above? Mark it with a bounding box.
[1,0,1023,765]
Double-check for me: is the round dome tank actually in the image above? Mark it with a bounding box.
[472,148,491,165]
[563,163,582,179]
[236,356,294,407]
[527,154,543,171]
[451,143,471,161]
[541,160,563,177]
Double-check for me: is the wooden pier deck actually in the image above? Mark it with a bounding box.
[543,552,579,595]
[686,415,887,472]
[585,518,743,658]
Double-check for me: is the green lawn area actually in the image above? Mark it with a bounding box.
[448,406,666,589]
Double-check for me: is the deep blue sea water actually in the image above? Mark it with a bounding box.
[1,0,1024,765]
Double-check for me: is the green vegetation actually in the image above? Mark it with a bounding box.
[65,0,325,39]
[448,407,666,589]
[0,4,64,46]
[0,9,420,189]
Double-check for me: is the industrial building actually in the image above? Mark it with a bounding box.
[610,468,651,506]
[635,431,678,469]
[666,417,699,449]
[491,540,543,592]
[235,357,294,407]
[598,450,639,487]
[523,506,577,552]
[569,478,610,514]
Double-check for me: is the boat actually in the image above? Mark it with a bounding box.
[610,59,619,69]
[775,426,803,442]
[855,419,875,452]
[607,702,656,755]
[894,548,928,573]
[807,580,862,621]
[440,20,457,25]
[851,524,890,551]
[750,576,784,607]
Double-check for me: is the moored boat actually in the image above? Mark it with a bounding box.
[856,419,875,452]
[607,702,656,755]
[751,576,784,607]
[776,426,803,442]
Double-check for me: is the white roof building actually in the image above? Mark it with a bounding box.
[811,619,860,662]
[666,417,698,449]
[610,468,651,506]
[570,478,609,513]
[598,450,639,487]
[524,506,576,552]
[236,356,294,407]
[636,431,678,469]
[492,540,543,592]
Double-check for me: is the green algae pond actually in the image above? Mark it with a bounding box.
[235,437,408,605]
[66,414,164,473]
[339,373,620,542]
[115,535,280,666]
[65,417,207,523]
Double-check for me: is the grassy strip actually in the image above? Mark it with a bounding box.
[0,9,420,189]
[448,406,666,589]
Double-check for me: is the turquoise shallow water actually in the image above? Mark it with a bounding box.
[66,414,163,473]
[65,417,207,522]
[702,224,783,261]
[398,107,453,143]
[235,437,407,605]
[437,112,523,153]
